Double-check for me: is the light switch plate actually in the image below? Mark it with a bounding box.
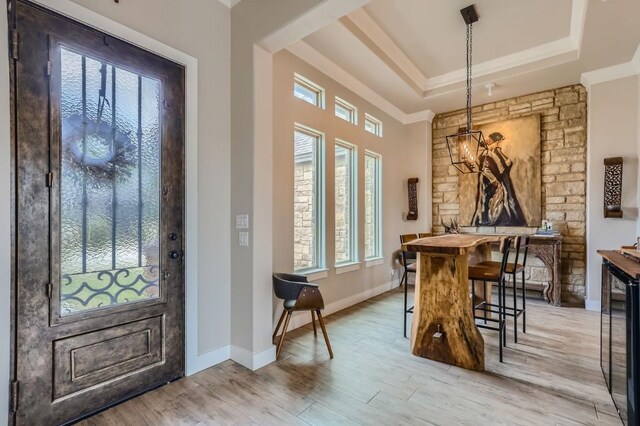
[239,231,249,247]
[236,214,249,229]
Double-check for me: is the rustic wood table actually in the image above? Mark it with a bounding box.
[402,234,505,371]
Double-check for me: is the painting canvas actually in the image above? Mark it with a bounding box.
[459,115,541,227]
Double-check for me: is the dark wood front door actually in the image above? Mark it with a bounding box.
[10,2,185,424]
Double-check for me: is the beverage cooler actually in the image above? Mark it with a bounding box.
[600,253,640,425]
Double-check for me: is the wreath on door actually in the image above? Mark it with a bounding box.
[62,63,136,186]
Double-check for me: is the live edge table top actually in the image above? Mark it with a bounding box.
[401,234,504,256]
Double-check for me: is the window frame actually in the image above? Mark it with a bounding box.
[334,96,358,125]
[293,124,326,274]
[364,113,383,137]
[364,150,383,261]
[334,139,358,267]
[293,74,325,109]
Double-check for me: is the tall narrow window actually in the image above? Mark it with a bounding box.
[294,74,325,109]
[335,97,357,125]
[335,140,357,265]
[294,125,325,272]
[364,113,383,137]
[364,151,382,259]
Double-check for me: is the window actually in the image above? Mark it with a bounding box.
[294,74,325,109]
[364,151,382,259]
[364,113,383,137]
[294,125,325,272]
[335,97,357,125]
[335,141,357,265]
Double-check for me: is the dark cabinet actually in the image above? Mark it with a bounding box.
[601,259,640,425]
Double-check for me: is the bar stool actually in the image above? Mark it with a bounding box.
[399,234,419,338]
[471,236,530,342]
[468,237,512,362]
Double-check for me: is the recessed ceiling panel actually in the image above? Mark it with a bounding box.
[363,0,573,77]
[304,21,425,112]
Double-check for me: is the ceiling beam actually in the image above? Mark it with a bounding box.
[339,8,428,96]
[259,0,370,53]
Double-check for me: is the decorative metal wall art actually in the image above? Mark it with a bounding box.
[407,177,419,221]
[604,157,623,218]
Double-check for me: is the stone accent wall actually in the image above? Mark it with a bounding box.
[294,160,315,270]
[432,85,587,305]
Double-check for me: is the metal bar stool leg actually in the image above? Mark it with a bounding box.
[522,269,526,333]
[483,281,488,324]
[502,276,507,346]
[497,279,503,362]
[404,277,409,338]
[513,271,518,343]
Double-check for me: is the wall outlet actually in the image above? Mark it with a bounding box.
[239,231,249,247]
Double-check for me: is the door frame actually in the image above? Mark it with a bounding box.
[5,0,201,420]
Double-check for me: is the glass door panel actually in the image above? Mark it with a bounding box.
[59,47,161,315]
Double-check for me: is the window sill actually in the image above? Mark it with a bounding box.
[365,257,384,268]
[334,262,361,275]
[301,269,328,282]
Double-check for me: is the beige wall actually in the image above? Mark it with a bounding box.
[273,50,427,325]
[586,76,639,305]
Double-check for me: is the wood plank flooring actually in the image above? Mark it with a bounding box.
[81,288,621,425]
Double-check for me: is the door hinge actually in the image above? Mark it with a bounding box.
[46,283,53,299]
[9,381,18,413]
[10,29,18,60]
[46,60,52,76]
[46,172,53,187]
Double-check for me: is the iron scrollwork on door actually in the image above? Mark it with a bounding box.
[407,177,419,221]
[604,157,623,218]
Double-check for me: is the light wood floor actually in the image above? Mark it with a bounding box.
[81,288,621,425]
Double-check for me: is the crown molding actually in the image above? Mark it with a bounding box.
[580,43,640,89]
[286,41,434,125]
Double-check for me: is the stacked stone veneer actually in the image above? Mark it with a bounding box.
[432,85,587,305]
[294,160,315,270]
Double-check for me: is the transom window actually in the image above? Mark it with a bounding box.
[335,97,357,125]
[364,113,383,137]
[294,74,325,109]
[293,125,325,272]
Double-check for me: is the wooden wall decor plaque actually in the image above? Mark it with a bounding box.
[407,178,419,221]
[604,157,623,218]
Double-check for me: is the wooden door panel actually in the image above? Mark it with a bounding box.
[53,315,164,400]
[11,1,185,423]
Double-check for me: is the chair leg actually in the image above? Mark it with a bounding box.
[311,310,317,336]
[404,277,408,338]
[272,310,286,344]
[502,277,507,346]
[522,270,527,333]
[513,272,518,343]
[483,281,488,324]
[498,278,503,362]
[471,280,476,319]
[316,309,334,358]
[401,269,407,288]
[276,310,292,359]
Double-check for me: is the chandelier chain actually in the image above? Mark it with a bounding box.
[466,22,472,132]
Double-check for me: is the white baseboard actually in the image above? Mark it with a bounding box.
[283,280,398,333]
[585,299,600,312]
[185,344,230,376]
[230,344,277,371]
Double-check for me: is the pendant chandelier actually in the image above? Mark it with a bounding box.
[446,5,486,174]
